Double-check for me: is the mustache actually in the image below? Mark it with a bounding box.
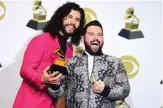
[65,24,76,29]
[90,40,100,45]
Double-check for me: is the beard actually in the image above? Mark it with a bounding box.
[84,40,103,56]
[60,24,77,37]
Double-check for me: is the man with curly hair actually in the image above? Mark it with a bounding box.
[13,2,85,108]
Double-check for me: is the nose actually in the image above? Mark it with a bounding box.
[94,34,98,40]
[70,18,76,25]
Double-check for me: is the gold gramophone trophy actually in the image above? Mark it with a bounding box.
[118,7,144,39]
[48,47,68,75]
[26,0,48,30]
[48,47,68,89]
[0,1,6,21]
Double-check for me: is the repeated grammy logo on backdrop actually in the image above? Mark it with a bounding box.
[26,0,48,30]
[120,55,139,79]
[0,1,6,21]
[0,1,5,70]
[83,8,97,25]
[118,7,144,39]
[74,46,84,55]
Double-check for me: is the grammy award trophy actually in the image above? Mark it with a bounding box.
[118,7,144,39]
[48,47,68,89]
[26,0,47,30]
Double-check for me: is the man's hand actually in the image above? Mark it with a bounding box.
[41,66,64,85]
[92,79,105,94]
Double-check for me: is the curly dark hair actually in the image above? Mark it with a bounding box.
[43,1,85,46]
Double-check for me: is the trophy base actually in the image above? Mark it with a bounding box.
[26,20,47,30]
[49,84,60,90]
[118,29,144,39]
[48,64,68,75]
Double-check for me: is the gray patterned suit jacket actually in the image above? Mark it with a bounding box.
[49,53,130,108]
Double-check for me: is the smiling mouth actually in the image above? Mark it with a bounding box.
[68,25,74,28]
[91,41,100,46]
[68,25,74,29]
[91,43,98,45]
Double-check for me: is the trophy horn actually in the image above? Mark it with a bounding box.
[124,7,134,20]
[32,0,42,11]
[53,47,65,58]
[125,7,139,22]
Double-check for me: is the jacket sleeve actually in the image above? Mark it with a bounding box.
[106,58,130,100]
[48,78,67,99]
[48,57,75,99]
[20,36,47,89]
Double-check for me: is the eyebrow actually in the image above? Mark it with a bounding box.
[68,14,80,20]
[87,32,102,34]
[97,33,103,35]
[75,17,80,21]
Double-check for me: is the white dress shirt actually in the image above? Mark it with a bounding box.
[85,51,94,79]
